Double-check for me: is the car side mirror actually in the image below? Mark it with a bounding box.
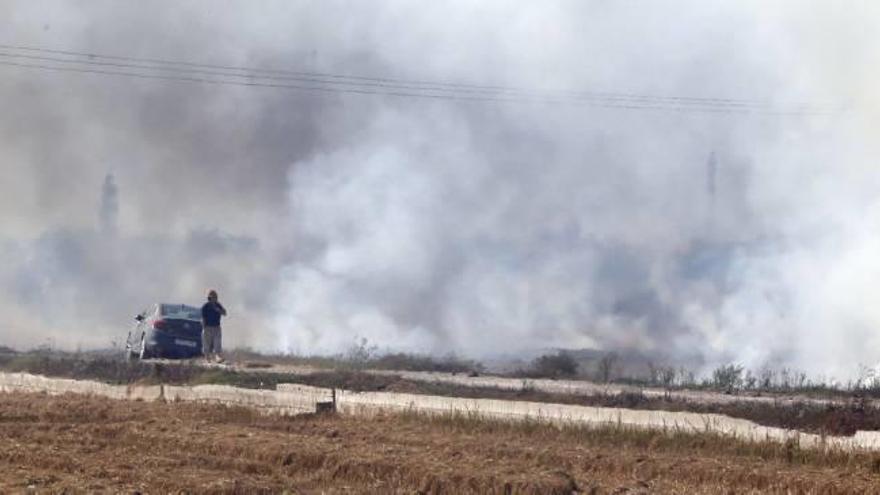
[135,314,145,322]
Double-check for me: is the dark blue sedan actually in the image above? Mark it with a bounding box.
[126,303,203,360]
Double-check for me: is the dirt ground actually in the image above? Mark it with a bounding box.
[2,392,880,494]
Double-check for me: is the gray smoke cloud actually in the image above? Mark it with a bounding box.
[1,1,877,377]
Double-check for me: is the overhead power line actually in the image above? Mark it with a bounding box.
[0,43,839,115]
[0,42,766,107]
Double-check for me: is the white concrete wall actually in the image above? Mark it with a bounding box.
[363,370,850,408]
[277,384,880,451]
[0,372,324,415]
[163,383,327,415]
[0,372,163,401]
[251,365,855,409]
[2,372,879,451]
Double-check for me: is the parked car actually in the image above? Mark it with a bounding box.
[126,303,203,360]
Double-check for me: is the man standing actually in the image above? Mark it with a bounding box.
[201,289,227,363]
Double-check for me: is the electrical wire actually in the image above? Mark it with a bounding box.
[0,43,839,115]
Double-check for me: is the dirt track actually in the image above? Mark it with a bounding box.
[2,392,880,494]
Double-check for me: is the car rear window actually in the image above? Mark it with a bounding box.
[161,304,202,320]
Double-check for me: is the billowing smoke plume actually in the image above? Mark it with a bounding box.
[1,1,878,377]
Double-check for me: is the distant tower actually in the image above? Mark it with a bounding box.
[99,173,118,235]
[706,152,718,236]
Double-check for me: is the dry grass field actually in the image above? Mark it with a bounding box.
[2,391,880,494]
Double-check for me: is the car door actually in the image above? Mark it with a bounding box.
[144,304,159,352]
[127,311,140,351]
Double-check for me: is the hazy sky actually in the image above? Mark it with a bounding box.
[1,1,877,377]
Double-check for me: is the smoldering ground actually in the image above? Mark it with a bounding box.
[0,1,878,378]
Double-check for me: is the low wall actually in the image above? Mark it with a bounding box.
[0,372,163,401]
[363,369,851,408]
[0,372,324,415]
[163,383,328,415]
[2,372,879,451]
[277,384,880,451]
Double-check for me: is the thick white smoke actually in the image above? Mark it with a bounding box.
[1,1,878,378]
[269,3,880,376]
[273,100,878,377]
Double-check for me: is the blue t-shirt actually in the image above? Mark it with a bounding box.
[201,302,226,327]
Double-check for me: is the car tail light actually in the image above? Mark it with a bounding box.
[153,320,167,330]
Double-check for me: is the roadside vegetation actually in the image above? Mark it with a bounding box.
[520,348,880,401]
[223,338,483,374]
[515,351,580,379]
[10,340,871,401]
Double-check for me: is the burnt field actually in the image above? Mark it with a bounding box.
[2,391,880,494]
[3,350,880,437]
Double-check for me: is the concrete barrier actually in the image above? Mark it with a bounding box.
[363,369,853,408]
[2,372,879,451]
[0,372,163,401]
[853,430,880,449]
[238,364,857,409]
[277,384,880,451]
[0,373,326,415]
[163,383,328,415]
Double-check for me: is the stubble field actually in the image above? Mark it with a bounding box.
[2,391,880,494]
